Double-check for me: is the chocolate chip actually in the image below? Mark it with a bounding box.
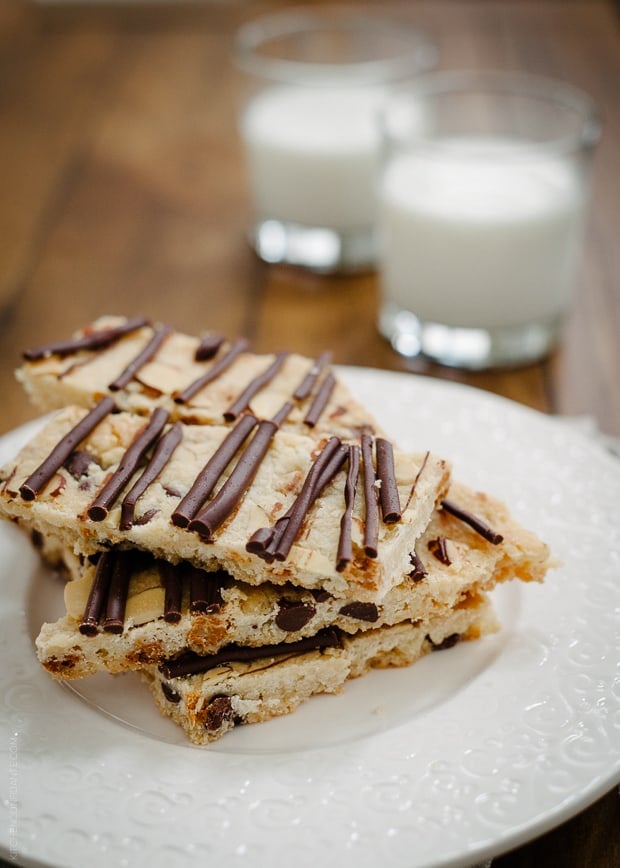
[275,599,316,632]
[310,589,332,603]
[429,633,460,651]
[204,695,235,732]
[408,551,427,582]
[428,536,451,566]
[161,681,181,704]
[65,450,96,480]
[338,601,379,623]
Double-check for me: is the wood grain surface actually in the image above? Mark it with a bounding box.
[0,2,618,866]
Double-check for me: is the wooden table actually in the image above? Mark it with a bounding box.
[0,2,618,866]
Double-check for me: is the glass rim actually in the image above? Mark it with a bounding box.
[234,6,437,85]
[381,69,602,155]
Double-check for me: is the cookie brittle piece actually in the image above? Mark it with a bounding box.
[141,596,499,745]
[35,485,551,679]
[0,404,450,599]
[16,316,377,440]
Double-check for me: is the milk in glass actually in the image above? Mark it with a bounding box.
[241,86,386,231]
[379,138,586,330]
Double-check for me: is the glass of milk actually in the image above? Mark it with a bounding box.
[378,71,601,369]
[234,7,437,273]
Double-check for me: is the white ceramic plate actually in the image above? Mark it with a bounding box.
[1,368,619,868]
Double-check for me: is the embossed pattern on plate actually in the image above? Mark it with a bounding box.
[0,369,619,868]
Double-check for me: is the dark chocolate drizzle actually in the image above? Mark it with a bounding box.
[245,525,278,558]
[223,351,289,422]
[271,400,294,427]
[19,396,116,501]
[159,628,342,679]
[79,551,115,635]
[254,516,290,563]
[361,433,379,558]
[270,437,343,562]
[174,337,249,404]
[87,408,170,521]
[336,445,360,572]
[408,551,427,582]
[376,438,401,524]
[103,551,131,633]
[303,371,336,428]
[441,499,504,545]
[195,332,225,362]
[246,440,348,563]
[109,324,173,391]
[188,566,224,614]
[404,451,430,513]
[293,351,332,401]
[313,443,349,497]
[171,413,258,528]
[22,317,149,361]
[160,560,183,623]
[428,536,451,566]
[189,420,278,541]
[64,450,96,480]
[81,553,233,632]
[120,422,183,530]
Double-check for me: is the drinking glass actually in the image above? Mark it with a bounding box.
[234,7,437,273]
[377,70,601,368]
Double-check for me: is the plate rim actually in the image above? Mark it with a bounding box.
[1,366,619,868]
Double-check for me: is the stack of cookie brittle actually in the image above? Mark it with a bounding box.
[0,317,552,744]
